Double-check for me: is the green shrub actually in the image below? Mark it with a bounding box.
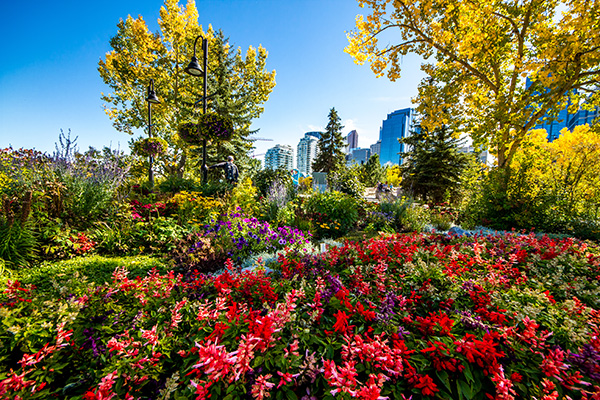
[157,176,200,194]
[379,196,412,230]
[327,165,365,199]
[400,204,429,232]
[304,191,359,238]
[9,255,167,297]
[252,168,293,197]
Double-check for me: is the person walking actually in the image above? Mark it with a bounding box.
[209,155,239,184]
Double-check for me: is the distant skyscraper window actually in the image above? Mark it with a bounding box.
[297,132,320,176]
[370,140,381,157]
[346,147,371,165]
[379,108,414,166]
[265,144,294,171]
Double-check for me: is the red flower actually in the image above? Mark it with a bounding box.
[333,310,353,335]
[414,374,439,397]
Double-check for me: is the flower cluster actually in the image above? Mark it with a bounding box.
[178,113,234,145]
[129,199,171,221]
[1,231,599,399]
[199,211,311,262]
[68,232,97,255]
[134,137,168,157]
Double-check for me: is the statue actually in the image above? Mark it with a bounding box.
[209,155,239,184]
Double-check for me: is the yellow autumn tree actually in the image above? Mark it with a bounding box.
[345,0,600,171]
[484,125,600,234]
[99,0,276,178]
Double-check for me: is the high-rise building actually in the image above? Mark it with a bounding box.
[346,148,371,165]
[370,140,381,157]
[378,108,415,166]
[346,130,358,153]
[297,132,320,177]
[264,144,294,171]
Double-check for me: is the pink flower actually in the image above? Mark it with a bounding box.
[324,359,358,396]
[141,325,159,348]
[251,374,274,400]
[277,371,294,388]
[191,340,236,382]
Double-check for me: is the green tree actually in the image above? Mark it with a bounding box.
[98,0,276,179]
[345,0,600,170]
[400,122,470,204]
[312,108,346,173]
[360,153,385,187]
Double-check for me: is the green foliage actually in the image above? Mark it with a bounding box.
[0,221,37,268]
[156,175,200,194]
[378,197,413,231]
[9,255,167,297]
[400,123,470,204]
[401,204,430,233]
[252,167,293,197]
[360,153,385,187]
[327,164,365,199]
[462,126,600,239]
[312,108,346,173]
[259,179,297,226]
[304,191,359,238]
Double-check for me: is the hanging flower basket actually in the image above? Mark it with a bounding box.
[178,113,234,146]
[135,137,168,157]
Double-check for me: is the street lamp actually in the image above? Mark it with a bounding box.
[146,79,160,187]
[185,35,209,183]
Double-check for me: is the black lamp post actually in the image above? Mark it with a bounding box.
[184,35,209,183]
[146,79,160,187]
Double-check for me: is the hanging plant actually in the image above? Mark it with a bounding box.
[135,137,168,157]
[178,113,234,146]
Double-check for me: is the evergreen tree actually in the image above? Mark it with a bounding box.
[400,122,469,204]
[312,108,346,173]
[360,153,385,187]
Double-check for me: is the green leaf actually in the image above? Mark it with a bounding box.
[463,363,474,383]
[458,380,474,400]
[284,388,298,400]
[436,369,452,393]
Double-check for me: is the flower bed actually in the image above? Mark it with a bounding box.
[1,232,599,399]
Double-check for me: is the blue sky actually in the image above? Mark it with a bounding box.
[0,0,425,160]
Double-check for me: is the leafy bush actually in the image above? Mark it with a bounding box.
[226,177,260,216]
[378,196,412,231]
[0,221,37,268]
[252,167,293,197]
[304,191,359,238]
[156,176,200,194]
[327,165,365,199]
[166,191,223,226]
[0,191,37,267]
[6,255,167,297]
[462,127,600,239]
